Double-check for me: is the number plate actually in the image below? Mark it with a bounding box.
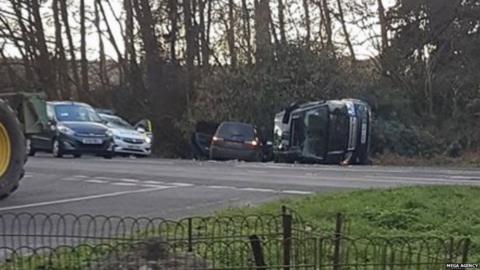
[82,138,103,145]
[360,123,367,144]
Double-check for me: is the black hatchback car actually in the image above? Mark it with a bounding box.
[209,121,270,162]
[26,101,114,158]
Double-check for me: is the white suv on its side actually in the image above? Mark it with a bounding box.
[99,113,152,157]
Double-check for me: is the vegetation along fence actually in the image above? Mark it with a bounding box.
[0,207,474,269]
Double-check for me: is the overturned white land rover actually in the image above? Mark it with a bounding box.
[273,99,371,165]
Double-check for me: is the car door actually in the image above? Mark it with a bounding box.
[290,113,306,152]
[303,106,329,159]
[134,119,153,138]
[327,107,349,155]
[33,104,57,150]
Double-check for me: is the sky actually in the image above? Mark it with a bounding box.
[0,0,395,61]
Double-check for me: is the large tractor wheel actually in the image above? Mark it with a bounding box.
[0,99,25,200]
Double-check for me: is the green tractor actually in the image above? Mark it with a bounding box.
[0,92,48,199]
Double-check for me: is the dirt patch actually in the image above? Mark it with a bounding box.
[93,238,209,270]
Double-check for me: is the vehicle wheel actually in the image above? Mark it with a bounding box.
[0,100,25,200]
[73,154,82,158]
[52,138,64,158]
[103,152,114,159]
[254,152,262,162]
[26,138,36,157]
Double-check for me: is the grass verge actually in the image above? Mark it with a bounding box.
[2,186,479,268]
[220,186,480,238]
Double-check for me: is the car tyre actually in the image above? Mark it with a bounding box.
[52,138,64,158]
[73,153,82,158]
[102,151,114,159]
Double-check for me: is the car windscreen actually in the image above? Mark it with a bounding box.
[102,114,134,129]
[54,104,102,122]
[217,123,255,141]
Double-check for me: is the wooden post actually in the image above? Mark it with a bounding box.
[282,206,292,270]
[333,213,343,270]
[250,235,266,269]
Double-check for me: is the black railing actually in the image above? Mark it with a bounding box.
[0,207,474,270]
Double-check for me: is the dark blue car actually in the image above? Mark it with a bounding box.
[27,101,114,158]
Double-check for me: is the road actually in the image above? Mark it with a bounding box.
[1,155,480,250]
[1,155,480,217]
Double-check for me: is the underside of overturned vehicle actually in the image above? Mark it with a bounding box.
[274,99,371,165]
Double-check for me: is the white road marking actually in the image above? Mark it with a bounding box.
[95,176,116,181]
[140,184,171,188]
[282,190,313,195]
[23,175,33,179]
[207,185,235,189]
[119,178,140,183]
[171,182,194,187]
[73,175,89,179]
[59,174,312,196]
[0,187,170,212]
[238,187,277,193]
[111,182,138,186]
[449,176,477,180]
[143,180,165,184]
[86,180,108,184]
[61,177,82,181]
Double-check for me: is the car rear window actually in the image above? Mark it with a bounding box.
[217,123,255,140]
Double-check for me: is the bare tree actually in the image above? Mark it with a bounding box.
[241,0,253,65]
[6,0,34,85]
[52,0,68,98]
[167,0,179,62]
[60,0,80,99]
[227,0,237,68]
[94,0,108,89]
[31,0,56,97]
[254,0,273,65]
[321,0,334,55]
[80,0,89,94]
[336,0,355,61]
[182,0,196,107]
[377,0,388,51]
[302,0,311,48]
[277,0,287,45]
[132,0,162,92]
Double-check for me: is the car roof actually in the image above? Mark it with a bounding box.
[99,113,118,118]
[220,121,254,127]
[47,101,92,107]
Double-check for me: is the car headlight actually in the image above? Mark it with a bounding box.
[57,125,75,136]
[106,130,113,137]
[145,136,152,144]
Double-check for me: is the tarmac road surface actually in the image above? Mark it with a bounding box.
[1,155,480,248]
[1,155,479,216]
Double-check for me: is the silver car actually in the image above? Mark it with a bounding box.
[99,113,152,157]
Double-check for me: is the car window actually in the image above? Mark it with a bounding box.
[54,104,102,122]
[217,123,255,140]
[101,114,134,129]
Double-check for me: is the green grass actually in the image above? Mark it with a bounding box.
[3,186,480,269]
[217,186,480,262]
[219,186,480,239]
